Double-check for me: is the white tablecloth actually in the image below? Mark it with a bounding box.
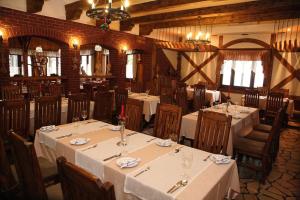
[241,95,294,116]
[29,97,94,134]
[34,120,240,200]
[180,104,259,155]
[128,93,160,121]
[186,87,221,105]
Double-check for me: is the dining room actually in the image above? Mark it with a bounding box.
[0,0,300,200]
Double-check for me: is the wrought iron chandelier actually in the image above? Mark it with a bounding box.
[86,0,130,30]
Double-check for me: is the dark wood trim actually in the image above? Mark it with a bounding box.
[26,0,44,13]
[65,1,84,20]
[271,74,296,90]
[273,50,296,74]
[222,38,270,49]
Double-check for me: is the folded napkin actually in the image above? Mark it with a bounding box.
[155,139,172,147]
[40,125,57,132]
[210,154,231,164]
[116,157,141,168]
[110,125,121,131]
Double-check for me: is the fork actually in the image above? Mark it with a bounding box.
[134,167,150,177]
[103,153,122,161]
[81,144,97,152]
[56,133,72,139]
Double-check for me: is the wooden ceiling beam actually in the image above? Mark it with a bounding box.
[26,0,44,13]
[139,6,300,35]
[129,0,299,24]
[65,1,84,20]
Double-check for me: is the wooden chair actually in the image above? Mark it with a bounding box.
[148,79,159,96]
[125,98,144,132]
[257,87,268,96]
[160,87,174,104]
[193,84,206,111]
[93,91,113,123]
[49,83,63,97]
[34,96,62,131]
[153,103,182,141]
[8,131,60,200]
[265,92,284,120]
[234,108,283,183]
[83,83,94,101]
[175,83,188,115]
[271,88,289,98]
[1,85,22,100]
[67,94,90,123]
[56,156,116,200]
[1,99,30,141]
[193,110,232,155]
[28,82,41,100]
[131,82,143,93]
[0,138,18,195]
[244,89,259,108]
[115,88,128,115]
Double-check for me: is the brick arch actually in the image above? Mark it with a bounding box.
[222,38,270,49]
[5,27,69,47]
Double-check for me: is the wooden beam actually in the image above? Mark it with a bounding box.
[129,0,299,24]
[273,50,296,74]
[140,6,300,31]
[26,0,44,13]
[120,20,135,32]
[65,1,84,20]
[127,0,208,13]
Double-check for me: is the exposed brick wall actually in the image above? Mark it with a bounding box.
[0,7,154,91]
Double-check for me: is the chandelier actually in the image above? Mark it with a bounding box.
[86,0,130,30]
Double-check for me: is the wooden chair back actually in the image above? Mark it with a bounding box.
[1,85,22,100]
[194,110,232,155]
[160,87,174,104]
[131,82,143,93]
[0,138,17,192]
[67,94,90,123]
[34,96,62,131]
[1,99,30,140]
[93,91,113,122]
[175,83,188,115]
[28,82,41,100]
[9,131,48,200]
[83,83,94,100]
[57,156,116,200]
[153,103,182,140]
[271,88,289,98]
[115,88,128,115]
[193,84,206,110]
[266,92,284,117]
[125,98,144,132]
[148,79,159,96]
[257,87,268,96]
[49,83,63,97]
[244,89,259,108]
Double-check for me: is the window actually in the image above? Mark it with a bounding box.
[126,54,134,79]
[221,60,264,88]
[47,57,61,76]
[81,55,92,76]
[9,54,23,77]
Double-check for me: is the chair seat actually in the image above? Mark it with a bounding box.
[38,157,58,182]
[234,137,265,158]
[254,124,272,133]
[46,183,63,200]
[245,130,269,142]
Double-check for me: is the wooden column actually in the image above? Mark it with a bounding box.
[136,54,143,83]
[176,51,182,80]
[0,39,9,77]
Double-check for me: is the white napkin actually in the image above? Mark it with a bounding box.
[155,139,172,147]
[40,125,57,132]
[116,157,141,168]
[210,154,231,164]
[70,138,90,145]
[110,125,121,131]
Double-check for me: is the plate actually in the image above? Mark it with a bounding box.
[155,139,172,147]
[210,154,231,164]
[70,138,90,145]
[40,125,58,132]
[116,157,140,168]
[110,125,121,131]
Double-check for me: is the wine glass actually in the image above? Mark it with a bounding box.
[118,121,128,156]
[81,110,87,121]
[169,133,178,143]
[181,151,194,180]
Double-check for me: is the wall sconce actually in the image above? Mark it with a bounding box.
[0,30,3,43]
[72,38,79,49]
[121,45,128,53]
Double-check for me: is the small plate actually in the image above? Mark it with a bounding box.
[110,126,121,131]
[70,138,90,145]
[116,157,140,168]
[40,125,58,132]
[155,139,172,147]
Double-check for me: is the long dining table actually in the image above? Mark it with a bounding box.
[180,104,260,155]
[34,119,240,200]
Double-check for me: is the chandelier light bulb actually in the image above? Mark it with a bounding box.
[121,5,124,10]
[195,32,203,40]
[109,0,112,3]
[205,33,210,40]
[187,32,193,40]
[124,0,130,8]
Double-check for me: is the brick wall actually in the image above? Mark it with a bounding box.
[0,7,154,91]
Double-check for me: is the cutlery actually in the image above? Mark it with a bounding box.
[203,154,212,161]
[56,133,72,139]
[174,146,184,153]
[134,167,150,177]
[81,144,97,152]
[167,180,188,194]
[146,138,157,143]
[128,132,138,137]
[103,153,122,161]
[85,120,98,124]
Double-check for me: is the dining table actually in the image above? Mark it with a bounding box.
[29,97,95,134]
[180,104,260,155]
[34,119,240,200]
[186,86,221,106]
[128,92,160,122]
[241,95,294,116]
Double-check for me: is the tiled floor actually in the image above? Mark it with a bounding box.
[236,127,300,200]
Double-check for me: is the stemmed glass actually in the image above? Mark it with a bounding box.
[181,151,194,180]
[119,120,128,156]
[72,116,80,128]
[81,110,87,122]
